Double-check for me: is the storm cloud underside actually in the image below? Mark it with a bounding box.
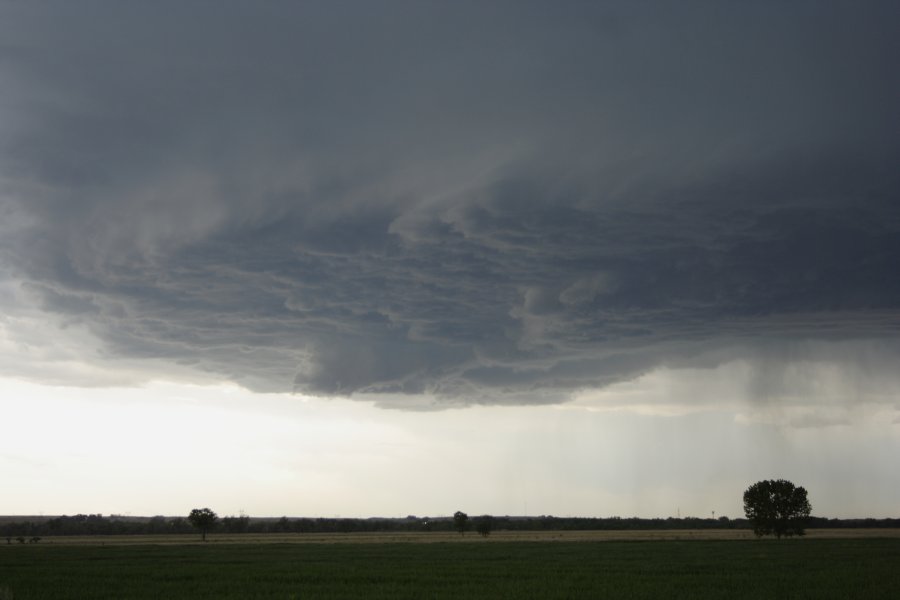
[1,2,899,408]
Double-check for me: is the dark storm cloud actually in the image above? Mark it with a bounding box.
[1,1,898,404]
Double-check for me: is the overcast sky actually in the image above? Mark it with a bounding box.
[1,1,898,519]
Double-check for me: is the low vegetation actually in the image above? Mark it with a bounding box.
[2,538,898,599]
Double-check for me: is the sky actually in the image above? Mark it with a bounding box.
[1,1,898,519]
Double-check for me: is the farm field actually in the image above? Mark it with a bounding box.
[2,536,898,599]
[8,527,899,546]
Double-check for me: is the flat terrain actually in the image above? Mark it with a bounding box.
[2,534,899,599]
[10,527,899,545]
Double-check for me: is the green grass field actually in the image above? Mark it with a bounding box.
[2,538,898,599]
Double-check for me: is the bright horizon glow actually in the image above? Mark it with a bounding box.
[3,371,897,520]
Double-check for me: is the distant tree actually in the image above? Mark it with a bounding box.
[187,508,219,541]
[169,517,192,534]
[743,479,811,539]
[275,516,291,533]
[222,514,250,534]
[453,511,469,535]
[475,515,494,537]
[147,516,170,534]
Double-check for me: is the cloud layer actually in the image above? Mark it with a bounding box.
[2,2,899,406]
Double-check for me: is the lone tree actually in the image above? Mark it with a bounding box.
[743,479,811,539]
[453,511,469,535]
[187,508,219,541]
[475,515,494,537]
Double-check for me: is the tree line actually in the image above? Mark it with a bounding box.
[3,513,897,540]
[0,478,888,541]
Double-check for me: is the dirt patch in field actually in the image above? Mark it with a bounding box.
[15,528,899,546]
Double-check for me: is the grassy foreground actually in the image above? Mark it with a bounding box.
[2,538,898,599]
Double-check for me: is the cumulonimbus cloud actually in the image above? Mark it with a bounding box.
[1,2,898,407]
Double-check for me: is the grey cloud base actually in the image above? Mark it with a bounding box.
[1,2,898,407]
